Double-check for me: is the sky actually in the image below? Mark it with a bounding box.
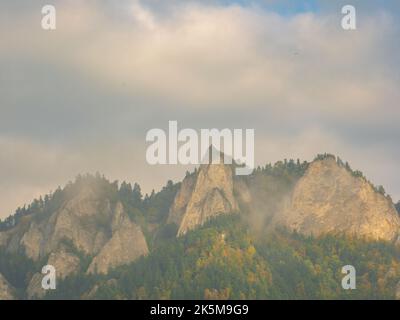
[0,0,399,219]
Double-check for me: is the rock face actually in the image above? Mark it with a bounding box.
[167,173,197,226]
[0,273,15,300]
[1,185,112,262]
[0,181,149,285]
[273,158,400,241]
[2,155,400,299]
[170,163,239,236]
[87,203,148,274]
[27,246,81,299]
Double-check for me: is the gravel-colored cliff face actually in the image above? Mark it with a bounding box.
[1,185,115,261]
[26,245,82,299]
[1,155,400,300]
[0,182,148,289]
[167,173,197,226]
[273,158,400,241]
[170,157,400,241]
[87,202,148,274]
[172,163,239,236]
[0,273,15,300]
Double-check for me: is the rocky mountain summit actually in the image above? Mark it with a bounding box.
[169,162,240,236]
[0,176,148,298]
[273,157,400,241]
[167,154,400,241]
[0,153,399,299]
[87,202,148,274]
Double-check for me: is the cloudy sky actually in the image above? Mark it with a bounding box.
[0,0,399,219]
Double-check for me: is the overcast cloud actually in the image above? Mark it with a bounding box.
[0,0,399,218]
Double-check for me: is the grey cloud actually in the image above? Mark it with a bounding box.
[0,0,399,218]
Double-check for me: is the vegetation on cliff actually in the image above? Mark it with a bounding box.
[1,156,399,299]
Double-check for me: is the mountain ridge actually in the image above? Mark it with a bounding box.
[2,154,399,243]
[272,157,400,241]
[1,153,399,299]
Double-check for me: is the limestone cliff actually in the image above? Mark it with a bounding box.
[2,155,400,300]
[273,158,400,241]
[0,273,15,300]
[87,203,148,274]
[0,181,149,284]
[167,172,197,226]
[27,245,81,299]
[1,185,113,261]
[170,163,239,236]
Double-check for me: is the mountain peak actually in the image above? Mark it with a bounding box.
[273,155,400,241]
[169,161,239,236]
[1,153,400,299]
[0,178,149,297]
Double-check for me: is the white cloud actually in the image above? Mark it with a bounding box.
[2,1,399,114]
[0,1,399,217]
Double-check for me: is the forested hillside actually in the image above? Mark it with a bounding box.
[45,215,400,300]
[1,157,399,300]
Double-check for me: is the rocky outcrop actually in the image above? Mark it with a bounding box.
[171,163,239,236]
[0,181,149,284]
[273,158,400,241]
[87,203,148,274]
[167,173,197,226]
[1,185,113,261]
[0,215,36,257]
[48,248,81,278]
[2,154,400,300]
[27,246,81,299]
[0,273,15,300]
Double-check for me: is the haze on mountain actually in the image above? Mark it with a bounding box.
[0,152,400,300]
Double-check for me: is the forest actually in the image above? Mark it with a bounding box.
[40,214,400,300]
[1,158,399,299]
